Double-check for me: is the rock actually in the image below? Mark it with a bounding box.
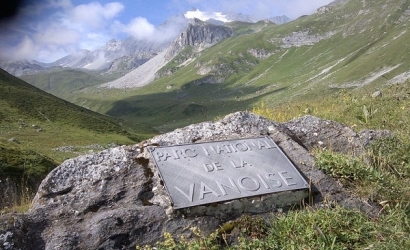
[282,115,392,155]
[165,18,233,60]
[371,90,382,98]
[317,5,332,14]
[7,138,19,144]
[0,112,392,249]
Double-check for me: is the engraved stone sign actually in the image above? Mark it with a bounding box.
[149,136,308,209]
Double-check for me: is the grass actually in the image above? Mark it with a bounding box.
[0,69,148,213]
[45,0,409,136]
[146,81,410,249]
[2,0,410,244]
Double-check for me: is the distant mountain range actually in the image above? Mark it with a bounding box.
[4,0,409,135]
[0,9,291,76]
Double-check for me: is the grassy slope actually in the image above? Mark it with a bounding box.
[59,0,410,133]
[151,75,410,250]
[1,68,162,212]
[20,67,120,100]
[0,68,148,161]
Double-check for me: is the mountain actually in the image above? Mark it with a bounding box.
[0,59,48,76]
[269,15,292,24]
[57,0,410,133]
[49,38,169,71]
[50,49,91,68]
[0,9,290,76]
[165,18,233,59]
[5,0,410,135]
[99,18,234,89]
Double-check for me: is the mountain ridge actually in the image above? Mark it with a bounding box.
[0,9,291,76]
[58,0,410,133]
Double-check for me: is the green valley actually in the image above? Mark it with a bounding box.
[23,0,408,133]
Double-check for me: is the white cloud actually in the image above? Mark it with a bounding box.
[11,36,38,61]
[0,1,127,62]
[174,0,333,19]
[34,26,80,45]
[71,2,124,28]
[80,33,111,50]
[119,17,156,40]
[0,0,335,63]
[113,13,188,44]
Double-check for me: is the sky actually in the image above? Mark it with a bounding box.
[0,0,334,63]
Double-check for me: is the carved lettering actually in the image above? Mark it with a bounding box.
[229,144,238,152]
[257,139,273,149]
[265,173,282,187]
[150,137,308,208]
[203,162,224,172]
[185,148,198,158]
[156,151,172,162]
[172,149,184,160]
[216,178,241,196]
[203,163,214,172]
[202,146,210,156]
[210,144,228,154]
[199,182,220,200]
[224,144,233,153]
[278,171,297,186]
[237,176,260,191]
[235,142,249,152]
[155,151,164,161]
[230,159,250,168]
[257,174,270,189]
[175,184,195,202]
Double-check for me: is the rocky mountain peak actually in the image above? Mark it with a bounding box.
[165,18,233,59]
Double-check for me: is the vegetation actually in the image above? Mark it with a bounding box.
[2,0,410,246]
[0,69,147,213]
[146,81,410,249]
[31,0,407,134]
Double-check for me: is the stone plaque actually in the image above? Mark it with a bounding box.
[149,136,308,209]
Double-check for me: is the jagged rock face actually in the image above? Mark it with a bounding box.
[166,19,233,59]
[0,112,392,249]
[106,52,157,73]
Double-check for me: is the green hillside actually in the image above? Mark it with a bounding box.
[56,0,410,132]
[20,68,119,100]
[0,68,148,201]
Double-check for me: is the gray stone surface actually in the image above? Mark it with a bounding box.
[0,112,392,249]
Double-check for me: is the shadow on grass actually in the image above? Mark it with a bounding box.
[106,78,289,132]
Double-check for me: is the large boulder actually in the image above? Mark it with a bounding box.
[0,112,392,249]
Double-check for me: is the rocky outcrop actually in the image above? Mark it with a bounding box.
[106,52,157,73]
[0,112,392,249]
[278,30,338,48]
[165,18,233,60]
[248,48,275,59]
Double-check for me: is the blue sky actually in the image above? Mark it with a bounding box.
[0,0,334,63]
